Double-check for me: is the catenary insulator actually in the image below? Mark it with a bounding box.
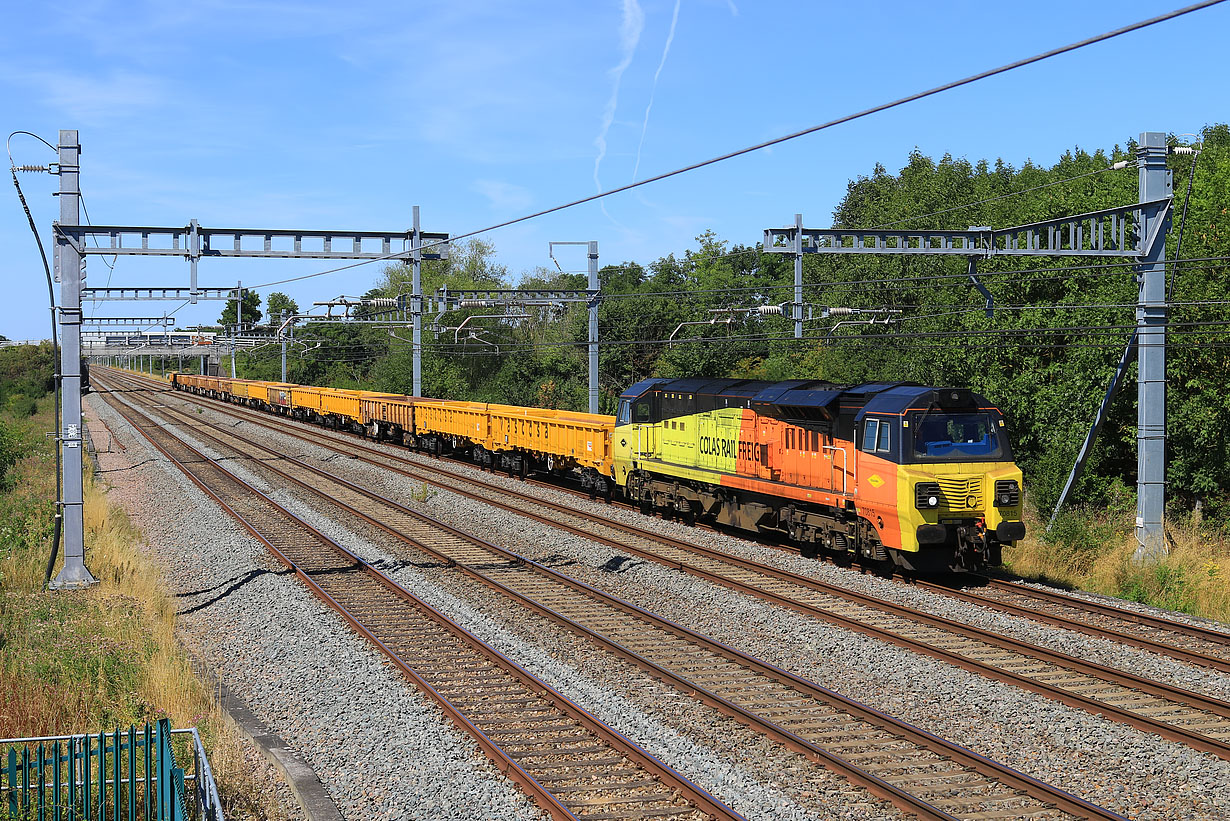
[755,305,784,315]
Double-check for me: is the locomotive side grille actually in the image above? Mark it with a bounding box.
[936,476,983,510]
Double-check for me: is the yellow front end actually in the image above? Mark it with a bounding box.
[894,462,1024,554]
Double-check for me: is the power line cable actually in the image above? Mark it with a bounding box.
[592,255,1230,302]
[248,0,1226,291]
[7,129,65,583]
[1166,148,1200,300]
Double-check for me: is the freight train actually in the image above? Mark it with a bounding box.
[163,371,1025,574]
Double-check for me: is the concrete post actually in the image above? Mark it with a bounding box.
[50,129,97,589]
[1134,132,1172,561]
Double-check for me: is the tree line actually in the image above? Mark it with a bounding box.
[227,125,1230,524]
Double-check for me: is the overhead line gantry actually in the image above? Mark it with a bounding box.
[765,131,1175,560]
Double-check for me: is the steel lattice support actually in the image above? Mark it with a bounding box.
[47,131,450,588]
[50,130,96,589]
[1134,133,1172,560]
[549,241,601,414]
[765,130,1174,560]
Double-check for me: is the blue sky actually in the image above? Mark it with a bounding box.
[2,0,1226,341]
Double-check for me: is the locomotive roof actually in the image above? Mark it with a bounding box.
[620,378,990,417]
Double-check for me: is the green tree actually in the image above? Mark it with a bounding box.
[218,291,262,327]
[265,292,299,323]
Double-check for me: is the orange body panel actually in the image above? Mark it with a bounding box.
[488,405,614,473]
[290,386,324,412]
[360,395,415,430]
[318,389,362,422]
[414,401,491,445]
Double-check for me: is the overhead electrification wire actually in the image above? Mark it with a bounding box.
[7,129,65,584]
[287,316,1230,358]
[1166,148,1200,300]
[248,0,1226,292]
[591,255,1230,302]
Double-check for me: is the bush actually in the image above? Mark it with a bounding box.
[0,418,23,489]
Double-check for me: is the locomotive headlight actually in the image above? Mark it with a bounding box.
[994,479,1020,507]
[915,482,942,509]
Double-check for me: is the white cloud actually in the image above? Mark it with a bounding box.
[17,68,169,126]
[632,0,681,182]
[473,179,533,213]
[593,0,645,212]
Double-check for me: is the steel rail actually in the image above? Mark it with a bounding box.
[92,377,743,821]
[104,369,1230,760]
[910,578,1230,673]
[100,372,1128,821]
[982,576,1230,644]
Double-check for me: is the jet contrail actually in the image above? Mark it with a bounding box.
[631,0,681,182]
[594,0,644,219]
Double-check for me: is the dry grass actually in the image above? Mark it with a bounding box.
[0,402,290,821]
[1006,504,1230,623]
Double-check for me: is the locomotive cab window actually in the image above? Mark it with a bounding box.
[862,419,879,452]
[617,400,632,425]
[908,410,1009,462]
[633,401,651,423]
[863,418,891,453]
[876,420,891,452]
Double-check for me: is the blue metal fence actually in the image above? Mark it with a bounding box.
[1,720,223,821]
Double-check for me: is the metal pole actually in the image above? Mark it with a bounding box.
[188,219,200,304]
[1134,132,1172,562]
[231,282,240,379]
[412,206,422,397]
[50,129,96,589]
[281,311,288,383]
[794,212,804,339]
[588,240,600,414]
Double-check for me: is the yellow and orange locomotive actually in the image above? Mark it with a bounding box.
[166,371,1025,573]
[613,379,1025,573]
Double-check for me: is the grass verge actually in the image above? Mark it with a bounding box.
[0,399,290,820]
[1006,502,1230,623]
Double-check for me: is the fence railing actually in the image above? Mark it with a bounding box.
[1,720,223,821]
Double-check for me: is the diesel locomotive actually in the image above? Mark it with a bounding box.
[613,378,1024,574]
[159,369,1025,573]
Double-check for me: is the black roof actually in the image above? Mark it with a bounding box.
[620,378,990,420]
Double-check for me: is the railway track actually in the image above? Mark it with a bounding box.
[105,370,1230,674]
[106,371,1230,675]
[101,370,1230,763]
[916,576,1230,674]
[97,370,1130,820]
[92,377,742,821]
